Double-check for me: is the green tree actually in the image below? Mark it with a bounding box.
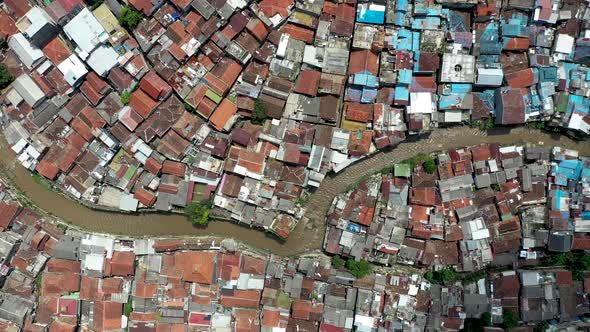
[480,312,492,327]
[345,259,373,278]
[123,301,133,317]
[423,158,437,174]
[0,64,14,89]
[183,102,196,112]
[424,268,458,285]
[119,5,143,29]
[332,255,345,269]
[501,311,519,329]
[252,99,267,125]
[120,91,131,105]
[534,321,549,332]
[185,200,212,226]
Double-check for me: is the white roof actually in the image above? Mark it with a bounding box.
[409,92,435,114]
[119,194,139,212]
[87,45,120,76]
[57,54,88,86]
[554,34,574,54]
[63,8,108,56]
[8,33,44,68]
[13,74,45,107]
[444,110,463,123]
[476,67,504,86]
[19,7,53,37]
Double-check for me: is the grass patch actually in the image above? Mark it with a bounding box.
[31,173,55,192]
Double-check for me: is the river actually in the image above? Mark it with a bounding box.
[1,127,589,255]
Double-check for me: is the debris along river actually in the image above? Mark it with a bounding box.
[1,127,589,255]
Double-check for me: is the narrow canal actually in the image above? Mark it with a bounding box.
[1,127,588,255]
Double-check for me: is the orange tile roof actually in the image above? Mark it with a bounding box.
[173,251,216,284]
[42,37,72,65]
[210,99,237,132]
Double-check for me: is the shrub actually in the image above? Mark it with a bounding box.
[119,5,143,29]
[424,268,458,285]
[501,311,519,329]
[345,259,373,278]
[0,64,14,89]
[183,102,196,112]
[252,99,267,125]
[423,158,437,174]
[332,255,345,269]
[185,200,212,226]
[120,91,131,105]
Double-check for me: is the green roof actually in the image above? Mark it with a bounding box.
[205,89,222,104]
[394,163,411,177]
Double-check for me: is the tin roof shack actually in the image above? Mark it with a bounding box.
[495,87,525,125]
[323,175,382,261]
[519,270,577,323]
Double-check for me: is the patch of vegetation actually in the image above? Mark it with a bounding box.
[183,102,196,112]
[119,5,143,29]
[425,268,458,285]
[332,255,345,269]
[423,157,437,174]
[35,273,42,291]
[120,91,132,105]
[525,121,546,129]
[544,252,590,280]
[0,64,14,89]
[185,200,213,226]
[252,99,268,125]
[345,259,373,278]
[463,312,491,332]
[501,311,519,329]
[424,268,484,285]
[31,173,54,192]
[468,118,495,130]
[57,223,68,232]
[491,183,501,191]
[534,321,549,332]
[123,300,133,317]
[0,38,8,50]
[90,0,104,10]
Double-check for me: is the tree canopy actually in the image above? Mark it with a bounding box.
[0,64,14,89]
[252,99,268,125]
[502,311,519,329]
[119,5,143,29]
[332,255,345,269]
[345,259,373,278]
[423,158,437,174]
[185,200,212,226]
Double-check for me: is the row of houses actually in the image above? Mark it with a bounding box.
[3,172,590,331]
[324,144,590,271]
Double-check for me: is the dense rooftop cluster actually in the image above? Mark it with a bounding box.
[2,0,590,238]
[3,177,590,331]
[324,144,590,270]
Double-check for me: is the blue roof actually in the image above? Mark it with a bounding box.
[357,4,385,24]
[398,69,412,85]
[361,87,377,103]
[395,86,409,101]
[353,72,379,87]
[553,159,583,185]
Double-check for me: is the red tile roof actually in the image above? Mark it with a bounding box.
[47,258,80,273]
[295,70,321,96]
[93,301,123,332]
[41,272,80,297]
[0,202,20,231]
[140,71,172,101]
[42,37,72,66]
[109,251,135,276]
[130,89,159,118]
[36,160,60,180]
[134,188,157,207]
[162,160,186,177]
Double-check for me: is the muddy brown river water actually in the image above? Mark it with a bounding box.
[1,127,588,255]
